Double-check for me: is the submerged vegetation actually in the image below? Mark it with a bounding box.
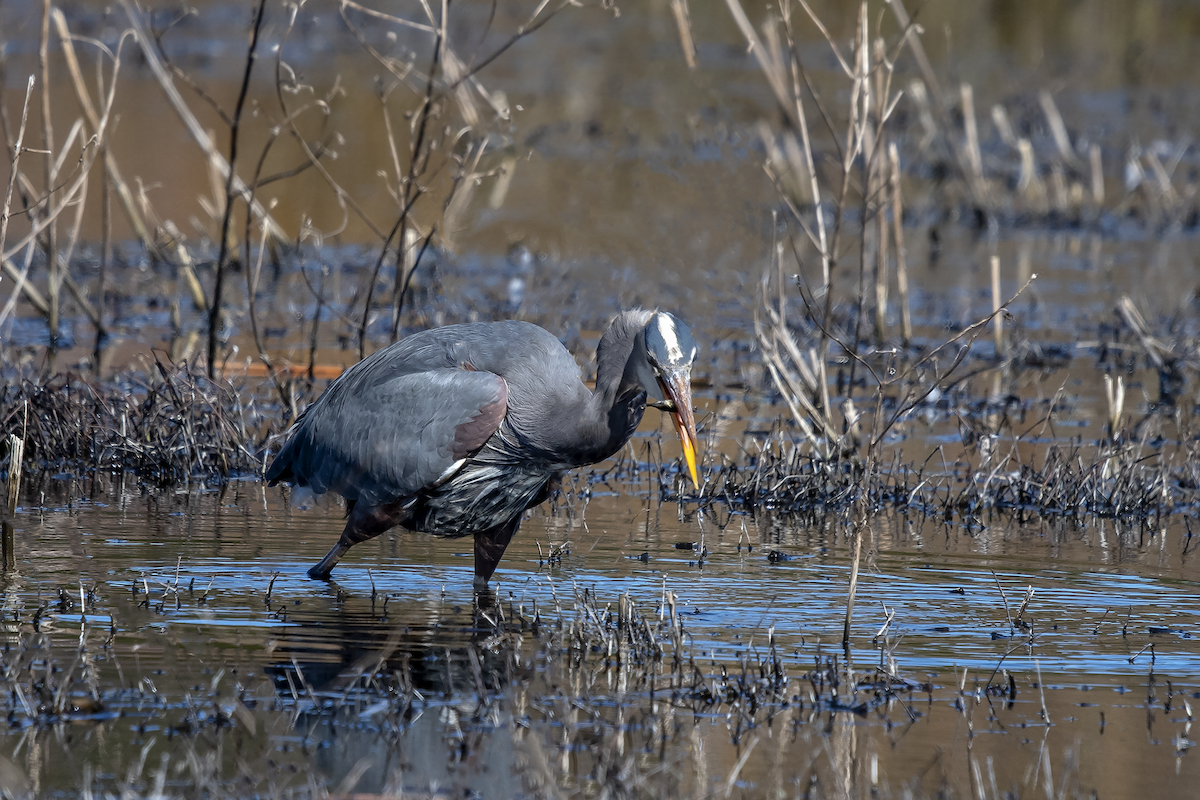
[0,555,1174,799]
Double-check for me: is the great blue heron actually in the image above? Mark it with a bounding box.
[265,309,699,586]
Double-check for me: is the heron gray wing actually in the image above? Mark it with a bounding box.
[267,368,508,507]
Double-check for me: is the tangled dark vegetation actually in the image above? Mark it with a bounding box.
[3,325,1199,529]
[0,364,277,487]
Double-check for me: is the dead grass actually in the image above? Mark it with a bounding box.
[0,361,279,486]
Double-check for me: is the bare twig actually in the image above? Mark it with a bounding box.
[117,0,286,242]
[52,9,161,260]
[207,0,269,378]
[0,77,39,325]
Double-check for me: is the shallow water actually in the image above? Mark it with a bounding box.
[20,474,1200,679]
[3,473,1198,795]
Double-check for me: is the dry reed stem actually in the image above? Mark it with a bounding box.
[50,9,159,260]
[992,104,1018,147]
[1,428,19,571]
[886,0,941,97]
[669,0,698,70]
[991,255,1003,358]
[1089,142,1104,205]
[96,150,111,368]
[1116,295,1172,371]
[780,7,830,290]
[0,248,38,331]
[722,0,797,132]
[1103,374,1125,438]
[0,77,42,326]
[3,434,21,517]
[843,511,866,646]
[338,0,436,33]
[1038,90,1079,167]
[117,0,286,242]
[243,206,294,418]
[160,221,209,311]
[40,0,60,349]
[888,143,911,345]
[961,83,983,188]
[870,38,889,346]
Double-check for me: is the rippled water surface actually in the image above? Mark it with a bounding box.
[2,475,1197,796]
[22,476,1200,675]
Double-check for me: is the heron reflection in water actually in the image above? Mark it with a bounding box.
[266,309,700,586]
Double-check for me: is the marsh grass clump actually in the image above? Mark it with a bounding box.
[0,362,277,486]
[704,415,1200,525]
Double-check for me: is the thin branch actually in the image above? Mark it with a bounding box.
[208,0,268,379]
[117,0,287,241]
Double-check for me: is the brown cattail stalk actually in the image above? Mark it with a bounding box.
[889,143,912,345]
[3,433,23,571]
[991,255,1004,358]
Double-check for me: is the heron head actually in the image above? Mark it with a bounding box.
[641,312,700,489]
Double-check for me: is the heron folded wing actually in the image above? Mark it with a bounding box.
[268,368,507,507]
[453,380,507,458]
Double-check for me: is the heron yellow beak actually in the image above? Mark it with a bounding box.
[658,370,700,490]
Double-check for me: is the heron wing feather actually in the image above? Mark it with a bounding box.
[267,368,507,507]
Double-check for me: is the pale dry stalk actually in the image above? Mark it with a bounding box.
[1089,142,1105,206]
[669,0,698,70]
[781,4,829,292]
[873,39,889,344]
[889,143,912,344]
[4,434,23,517]
[0,77,40,324]
[51,9,159,259]
[40,0,61,348]
[991,255,1004,358]
[961,83,983,191]
[1104,374,1125,439]
[1039,90,1080,167]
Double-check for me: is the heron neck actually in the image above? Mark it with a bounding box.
[582,311,655,462]
[593,310,654,403]
[580,382,645,467]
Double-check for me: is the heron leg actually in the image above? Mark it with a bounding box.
[307,498,409,580]
[473,515,522,588]
[308,541,352,580]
